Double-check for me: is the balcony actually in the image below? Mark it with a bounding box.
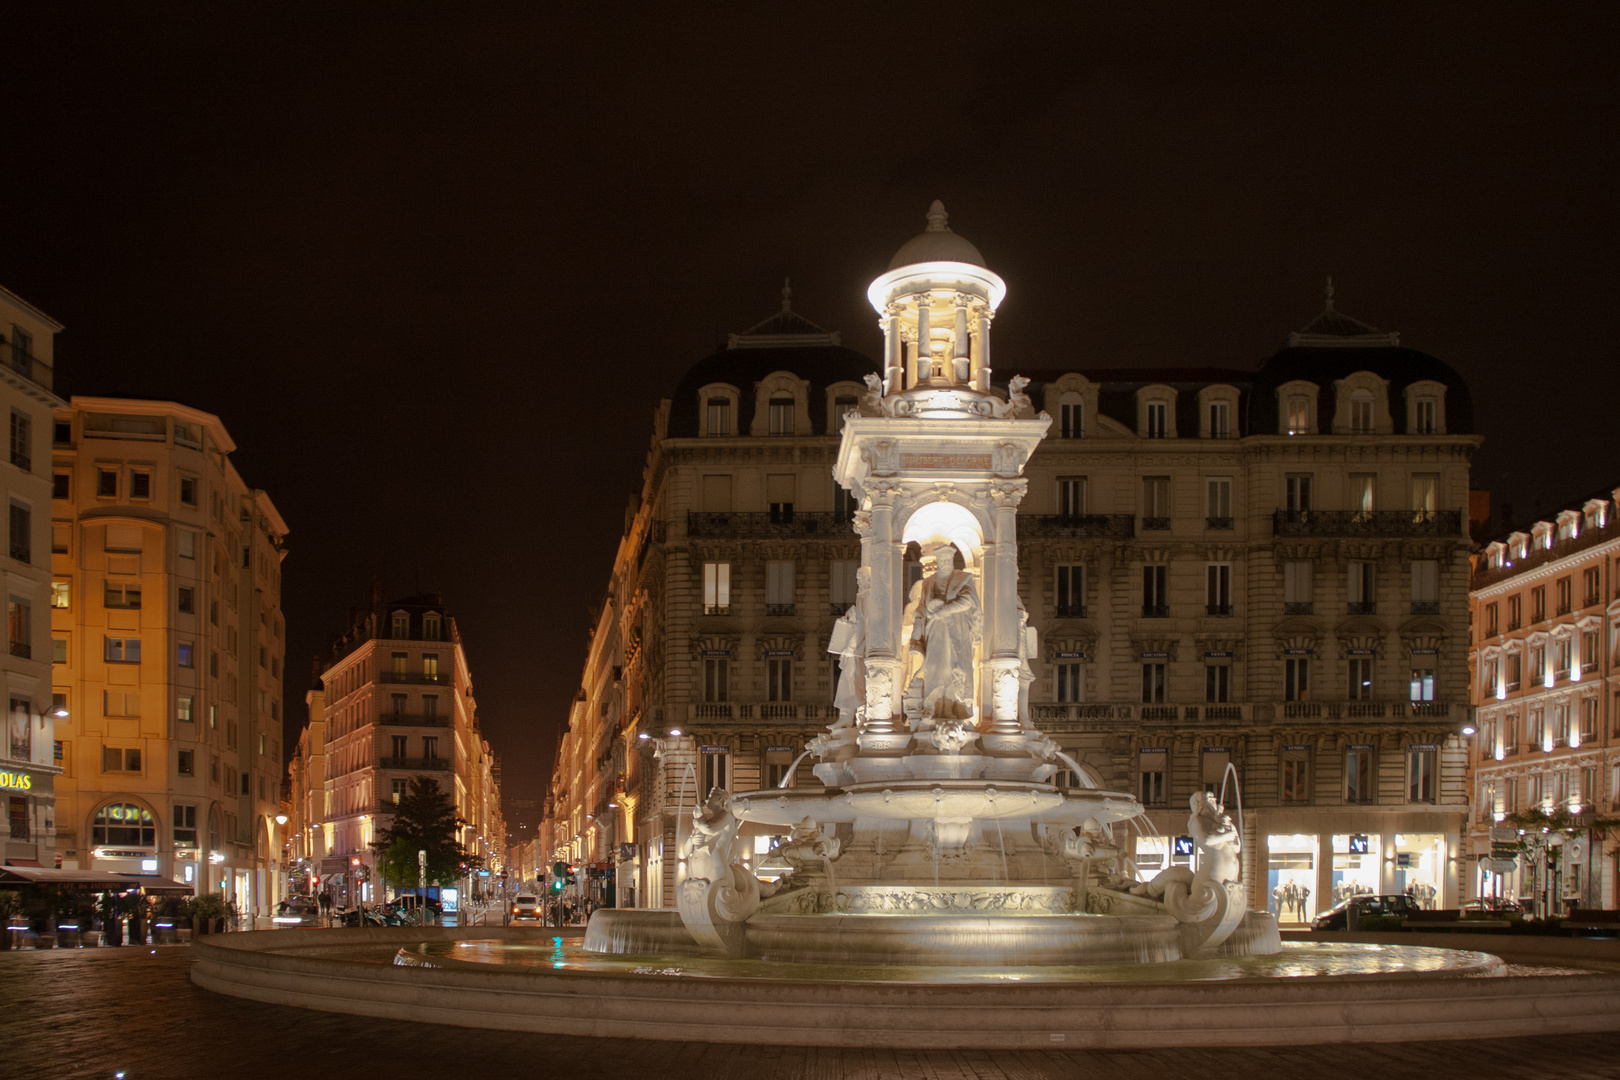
[1205,604,1232,617]
[765,604,796,617]
[1024,514,1135,539]
[379,713,450,728]
[1273,509,1462,537]
[1283,602,1314,615]
[3,348,54,394]
[377,670,450,685]
[1205,517,1234,530]
[1140,517,1170,531]
[703,605,730,616]
[687,511,853,539]
[1055,604,1086,619]
[8,641,28,659]
[1141,603,1169,618]
[1346,602,1377,615]
[1411,601,1440,615]
[379,757,450,771]
[686,702,835,723]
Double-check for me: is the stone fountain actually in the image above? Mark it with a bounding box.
[587,202,1279,967]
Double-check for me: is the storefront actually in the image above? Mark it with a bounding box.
[1,764,55,867]
[1266,833,1320,923]
[1330,833,1380,905]
[1392,833,1447,908]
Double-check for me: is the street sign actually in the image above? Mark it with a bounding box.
[1483,857,1518,874]
[1490,827,1519,843]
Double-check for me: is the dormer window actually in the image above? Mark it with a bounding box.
[706,398,731,436]
[1349,392,1374,434]
[1286,396,1310,435]
[1208,401,1230,438]
[423,613,441,641]
[1060,394,1084,438]
[390,611,409,639]
[1145,401,1168,439]
[833,395,857,433]
[1413,398,1437,434]
[768,397,795,436]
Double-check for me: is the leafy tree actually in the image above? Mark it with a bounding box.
[370,776,477,888]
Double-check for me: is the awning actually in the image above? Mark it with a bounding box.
[0,867,193,893]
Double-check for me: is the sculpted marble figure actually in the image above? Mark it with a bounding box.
[826,567,869,731]
[905,541,982,724]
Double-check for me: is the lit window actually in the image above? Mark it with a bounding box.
[50,580,70,609]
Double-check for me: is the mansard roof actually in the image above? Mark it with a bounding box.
[666,343,876,438]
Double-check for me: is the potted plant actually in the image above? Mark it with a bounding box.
[98,892,125,946]
[0,890,20,950]
[189,892,230,935]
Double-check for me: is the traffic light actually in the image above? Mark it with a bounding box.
[567,864,579,886]
[550,878,564,894]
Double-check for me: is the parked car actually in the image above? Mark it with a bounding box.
[1311,893,1421,930]
[1460,897,1522,916]
[510,894,543,923]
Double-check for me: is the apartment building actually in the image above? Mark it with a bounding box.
[0,287,67,869]
[311,591,504,904]
[1469,488,1620,911]
[50,397,288,914]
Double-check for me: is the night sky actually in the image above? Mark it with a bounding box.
[5,7,1618,831]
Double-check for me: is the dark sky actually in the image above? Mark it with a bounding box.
[5,6,1618,829]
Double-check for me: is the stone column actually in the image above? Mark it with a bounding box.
[914,292,933,383]
[974,307,993,391]
[952,294,971,384]
[988,479,1028,732]
[859,481,906,748]
[882,303,904,395]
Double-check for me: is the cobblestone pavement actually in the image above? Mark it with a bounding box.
[4,944,1620,1080]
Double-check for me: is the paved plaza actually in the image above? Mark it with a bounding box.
[4,944,1620,1079]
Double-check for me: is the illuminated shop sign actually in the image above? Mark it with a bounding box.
[1056,651,1085,659]
[699,746,730,754]
[0,770,33,791]
[1172,836,1196,856]
[1348,834,1370,854]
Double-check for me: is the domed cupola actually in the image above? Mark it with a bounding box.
[867,201,1007,396]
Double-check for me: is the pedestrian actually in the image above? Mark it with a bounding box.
[318,889,332,926]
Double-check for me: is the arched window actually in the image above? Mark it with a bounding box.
[92,802,155,847]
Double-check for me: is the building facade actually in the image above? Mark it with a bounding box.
[49,397,289,914]
[543,229,1481,923]
[1469,489,1620,912]
[312,592,505,905]
[0,287,67,869]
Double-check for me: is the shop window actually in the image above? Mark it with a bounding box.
[92,802,155,846]
[1330,833,1380,904]
[1266,834,1319,923]
[1409,666,1436,701]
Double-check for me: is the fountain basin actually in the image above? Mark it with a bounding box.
[190,927,1620,1049]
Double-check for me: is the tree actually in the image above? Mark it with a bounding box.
[1501,805,1620,914]
[370,776,477,889]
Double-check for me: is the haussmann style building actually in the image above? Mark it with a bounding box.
[1468,488,1620,913]
[541,209,1482,924]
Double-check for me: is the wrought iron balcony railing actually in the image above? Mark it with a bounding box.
[1273,509,1462,537]
[1055,604,1086,619]
[1346,602,1377,615]
[1140,517,1171,531]
[1205,517,1234,530]
[1023,514,1135,539]
[378,757,451,771]
[377,671,450,685]
[1141,603,1169,618]
[1283,602,1314,615]
[687,511,853,539]
[1205,604,1232,617]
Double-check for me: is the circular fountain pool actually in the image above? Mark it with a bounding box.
[190,926,1620,1049]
